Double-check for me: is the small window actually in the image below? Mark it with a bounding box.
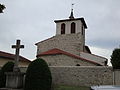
[76,64,80,66]
[105,61,107,66]
[97,64,102,66]
[71,22,76,33]
[49,63,51,66]
[61,23,65,34]
[82,25,84,35]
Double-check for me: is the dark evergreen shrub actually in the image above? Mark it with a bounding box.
[24,58,52,90]
[111,48,120,69]
[0,61,14,88]
[0,70,4,88]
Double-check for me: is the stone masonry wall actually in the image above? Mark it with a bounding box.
[36,33,84,56]
[50,66,113,86]
[19,66,113,86]
[40,54,96,66]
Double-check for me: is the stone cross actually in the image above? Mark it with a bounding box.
[12,40,24,72]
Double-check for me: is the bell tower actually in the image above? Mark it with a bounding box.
[54,8,87,52]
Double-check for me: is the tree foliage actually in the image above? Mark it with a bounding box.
[0,62,14,88]
[111,48,120,69]
[0,4,5,13]
[24,58,52,90]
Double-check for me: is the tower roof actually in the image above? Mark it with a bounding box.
[54,17,87,29]
[54,4,87,29]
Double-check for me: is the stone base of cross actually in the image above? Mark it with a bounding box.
[13,66,20,72]
[5,72,25,89]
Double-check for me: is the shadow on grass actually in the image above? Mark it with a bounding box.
[54,85,90,90]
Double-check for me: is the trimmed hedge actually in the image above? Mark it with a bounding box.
[0,61,14,88]
[24,58,52,90]
[111,48,120,69]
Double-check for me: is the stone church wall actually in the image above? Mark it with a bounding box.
[36,33,84,56]
[40,54,96,66]
[19,66,113,86]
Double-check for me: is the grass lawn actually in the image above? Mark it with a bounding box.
[54,85,90,90]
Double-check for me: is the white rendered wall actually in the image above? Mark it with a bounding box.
[56,20,83,35]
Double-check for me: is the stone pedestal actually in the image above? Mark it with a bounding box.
[5,72,25,89]
[113,69,120,85]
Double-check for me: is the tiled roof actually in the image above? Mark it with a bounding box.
[54,17,87,29]
[35,36,54,45]
[37,48,103,66]
[0,51,31,62]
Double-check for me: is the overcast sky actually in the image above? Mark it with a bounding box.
[0,0,120,65]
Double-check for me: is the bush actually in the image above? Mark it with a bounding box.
[0,4,6,13]
[111,48,120,69]
[0,61,14,88]
[24,58,52,90]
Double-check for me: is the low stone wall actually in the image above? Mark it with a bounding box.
[2,66,114,87]
[20,66,113,86]
[50,66,113,86]
[114,69,120,85]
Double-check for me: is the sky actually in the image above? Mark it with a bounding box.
[0,0,120,65]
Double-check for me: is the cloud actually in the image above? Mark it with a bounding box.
[0,0,120,63]
[89,46,112,65]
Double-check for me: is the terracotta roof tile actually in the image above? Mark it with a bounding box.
[37,48,103,66]
[0,51,31,62]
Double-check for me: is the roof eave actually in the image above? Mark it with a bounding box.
[54,17,87,29]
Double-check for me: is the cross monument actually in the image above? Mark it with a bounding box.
[12,39,24,72]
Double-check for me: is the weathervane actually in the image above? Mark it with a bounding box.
[71,3,75,10]
[69,3,75,19]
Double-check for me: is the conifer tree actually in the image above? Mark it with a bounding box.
[111,48,120,69]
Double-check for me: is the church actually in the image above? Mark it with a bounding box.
[0,50,31,67]
[35,9,108,66]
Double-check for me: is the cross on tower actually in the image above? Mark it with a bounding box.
[12,40,24,72]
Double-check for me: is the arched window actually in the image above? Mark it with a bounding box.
[71,22,76,33]
[61,23,65,34]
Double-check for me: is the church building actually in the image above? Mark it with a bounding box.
[0,51,31,67]
[35,9,108,66]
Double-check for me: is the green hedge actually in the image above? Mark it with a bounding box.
[24,58,52,90]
